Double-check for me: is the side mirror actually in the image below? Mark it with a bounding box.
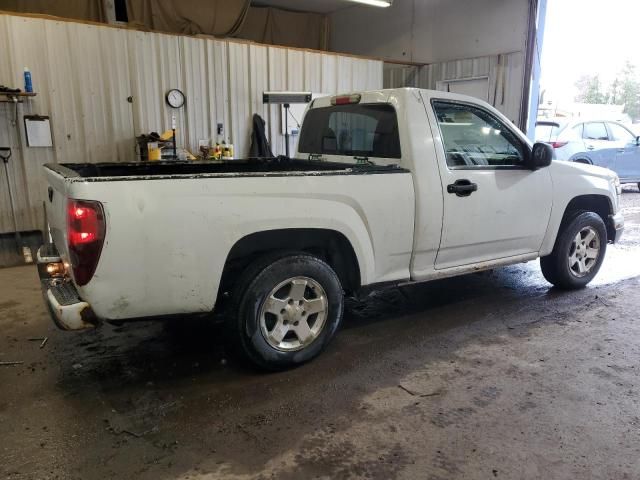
[528,142,553,170]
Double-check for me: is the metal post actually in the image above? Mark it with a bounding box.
[284,103,290,158]
[172,128,177,159]
[171,115,177,160]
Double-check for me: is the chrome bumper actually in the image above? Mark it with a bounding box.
[609,212,624,243]
[37,245,98,331]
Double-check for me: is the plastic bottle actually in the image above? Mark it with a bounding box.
[23,67,33,93]
[214,143,222,160]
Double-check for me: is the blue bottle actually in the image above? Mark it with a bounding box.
[23,67,33,93]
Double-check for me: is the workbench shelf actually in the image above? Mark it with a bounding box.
[0,92,37,103]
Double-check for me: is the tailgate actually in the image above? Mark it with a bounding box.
[44,166,71,263]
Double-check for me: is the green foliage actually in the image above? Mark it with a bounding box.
[574,74,607,104]
[616,61,640,121]
[574,62,640,121]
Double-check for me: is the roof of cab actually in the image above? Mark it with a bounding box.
[310,87,498,114]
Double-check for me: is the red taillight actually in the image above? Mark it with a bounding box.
[67,199,105,286]
[331,94,361,105]
[550,141,568,149]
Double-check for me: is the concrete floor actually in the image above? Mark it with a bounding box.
[2,186,640,480]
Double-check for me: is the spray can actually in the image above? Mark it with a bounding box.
[23,67,33,93]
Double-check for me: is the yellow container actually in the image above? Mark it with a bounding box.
[148,142,161,161]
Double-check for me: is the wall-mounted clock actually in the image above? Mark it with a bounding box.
[165,89,185,108]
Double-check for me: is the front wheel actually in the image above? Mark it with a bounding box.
[229,252,344,370]
[540,211,607,289]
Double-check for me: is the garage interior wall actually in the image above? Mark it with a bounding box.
[0,13,382,235]
[332,0,533,130]
[383,52,525,126]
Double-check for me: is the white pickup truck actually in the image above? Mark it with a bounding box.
[38,88,624,369]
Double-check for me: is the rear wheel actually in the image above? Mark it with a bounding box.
[540,211,607,289]
[228,252,344,370]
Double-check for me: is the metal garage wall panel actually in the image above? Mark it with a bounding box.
[267,46,287,155]
[249,43,270,150]
[320,54,338,94]
[65,23,132,164]
[366,60,383,91]
[385,51,525,125]
[0,102,28,233]
[206,39,230,147]
[351,58,369,91]
[181,36,210,151]
[2,16,53,233]
[98,26,136,162]
[43,20,86,164]
[303,52,323,93]
[0,13,383,234]
[498,52,525,125]
[0,16,31,234]
[0,16,13,86]
[127,30,186,147]
[337,56,352,93]
[227,41,251,157]
[286,50,304,92]
[383,65,419,89]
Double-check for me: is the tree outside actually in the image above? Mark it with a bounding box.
[574,61,640,122]
[574,74,607,104]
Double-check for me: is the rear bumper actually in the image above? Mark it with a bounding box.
[37,245,99,331]
[609,212,624,244]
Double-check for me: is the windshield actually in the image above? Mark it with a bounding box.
[298,104,401,159]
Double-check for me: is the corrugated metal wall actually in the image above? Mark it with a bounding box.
[0,13,383,234]
[383,51,525,125]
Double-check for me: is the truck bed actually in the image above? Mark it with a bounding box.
[46,157,405,181]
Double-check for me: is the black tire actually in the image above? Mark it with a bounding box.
[540,211,607,289]
[228,252,344,370]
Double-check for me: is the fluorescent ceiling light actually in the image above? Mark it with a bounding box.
[347,0,392,7]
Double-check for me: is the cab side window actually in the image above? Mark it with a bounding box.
[432,101,525,168]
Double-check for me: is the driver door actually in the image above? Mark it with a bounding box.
[608,122,640,182]
[428,99,553,270]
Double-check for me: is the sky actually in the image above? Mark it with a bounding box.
[540,0,640,102]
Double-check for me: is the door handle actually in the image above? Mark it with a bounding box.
[447,179,478,197]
